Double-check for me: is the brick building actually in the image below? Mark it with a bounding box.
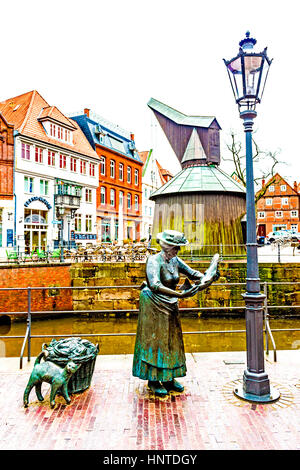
[71,109,143,242]
[0,113,15,249]
[256,173,300,236]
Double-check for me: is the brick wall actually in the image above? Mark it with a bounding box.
[0,263,72,317]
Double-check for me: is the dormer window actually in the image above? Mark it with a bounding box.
[46,122,73,144]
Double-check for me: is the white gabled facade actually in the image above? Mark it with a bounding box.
[0,91,100,255]
[15,134,99,252]
[140,149,172,240]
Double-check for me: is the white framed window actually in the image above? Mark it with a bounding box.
[100,187,106,205]
[85,215,92,233]
[135,195,139,211]
[291,224,298,231]
[275,211,283,218]
[59,154,67,169]
[40,179,48,196]
[89,163,95,177]
[268,185,274,192]
[70,157,77,172]
[80,160,86,175]
[119,163,124,181]
[266,198,272,206]
[24,176,34,193]
[110,189,115,207]
[258,211,265,218]
[291,210,298,218]
[127,192,132,209]
[127,166,132,184]
[21,143,31,160]
[85,189,92,203]
[75,214,81,232]
[134,169,139,186]
[119,191,124,207]
[110,160,115,179]
[281,197,288,205]
[35,147,43,163]
[100,156,106,175]
[48,150,55,166]
[280,184,286,192]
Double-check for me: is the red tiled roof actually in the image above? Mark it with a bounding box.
[0,90,98,159]
[155,159,173,185]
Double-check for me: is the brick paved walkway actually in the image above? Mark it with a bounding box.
[0,351,300,450]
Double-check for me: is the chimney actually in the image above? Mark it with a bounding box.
[294,181,298,192]
[130,133,135,141]
[262,178,265,188]
[84,108,90,118]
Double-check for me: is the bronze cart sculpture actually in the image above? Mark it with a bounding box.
[132,229,219,397]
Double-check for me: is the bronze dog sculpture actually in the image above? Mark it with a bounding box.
[23,351,80,408]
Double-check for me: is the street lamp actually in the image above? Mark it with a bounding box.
[224,32,280,403]
[57,205,65,263]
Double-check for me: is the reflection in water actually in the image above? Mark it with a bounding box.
[1,315,300,358]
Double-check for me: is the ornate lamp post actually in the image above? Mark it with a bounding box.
[56,205,65,263]
[224,32,280,403]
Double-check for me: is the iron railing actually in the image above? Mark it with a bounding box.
[1,242,300,264]
[0,281,299,369]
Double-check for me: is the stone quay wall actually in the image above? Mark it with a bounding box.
[70,261,300,318]
[0,261,299,319]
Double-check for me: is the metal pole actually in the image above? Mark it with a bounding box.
[234,110,279,403]
[60,219,64,263]
[27,287,31,362]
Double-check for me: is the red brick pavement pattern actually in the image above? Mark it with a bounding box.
[0,352,300,450]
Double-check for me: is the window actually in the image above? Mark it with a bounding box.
[275,211,283,218]
[127,192,132,209]
[80,160,87,175]
[135,195,139,211]
[50,123,56,137]
[258,212,265,218]
[291,224,298,231]
[266,198,272,206]
[35,147,43,163]
[85,189,92,203]
[269,185,274,192]
[119,163,124,181]
[134,169,139,186]
[48,150,55,166]
[70,157,77,172]
[59,154,67,169]
[291,210,298,218]
[75,214,81,232]
[145,188,148,198]
[100,156,106,175]
[127,166,132,183]
[280,184,287,192]
[100,187,106,205]
[281,197,288,205]
[40,179,48,196]
[24,176,34,193]
[110,160,115,178]
[110,189,115,207]
[85,215,92,233]
[21,143,31,160]
[119,191,124,207]
[89,163,95,177]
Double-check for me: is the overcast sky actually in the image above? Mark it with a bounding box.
[1,0,299,184]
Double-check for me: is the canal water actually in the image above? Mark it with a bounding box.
[1,315,300,358]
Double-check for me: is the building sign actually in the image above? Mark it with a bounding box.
[24,196,52,210]
[6,229,13,247]
[74,233,97,240]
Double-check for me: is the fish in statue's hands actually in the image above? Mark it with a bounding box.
[179,253,220,293]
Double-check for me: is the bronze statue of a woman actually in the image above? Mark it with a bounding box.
[132,229,219,397]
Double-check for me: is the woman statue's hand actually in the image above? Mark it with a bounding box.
[178,284,199,298]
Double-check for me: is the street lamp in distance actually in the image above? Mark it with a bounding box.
[223,32,280,403]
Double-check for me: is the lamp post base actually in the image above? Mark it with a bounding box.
[233,384,280,404]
